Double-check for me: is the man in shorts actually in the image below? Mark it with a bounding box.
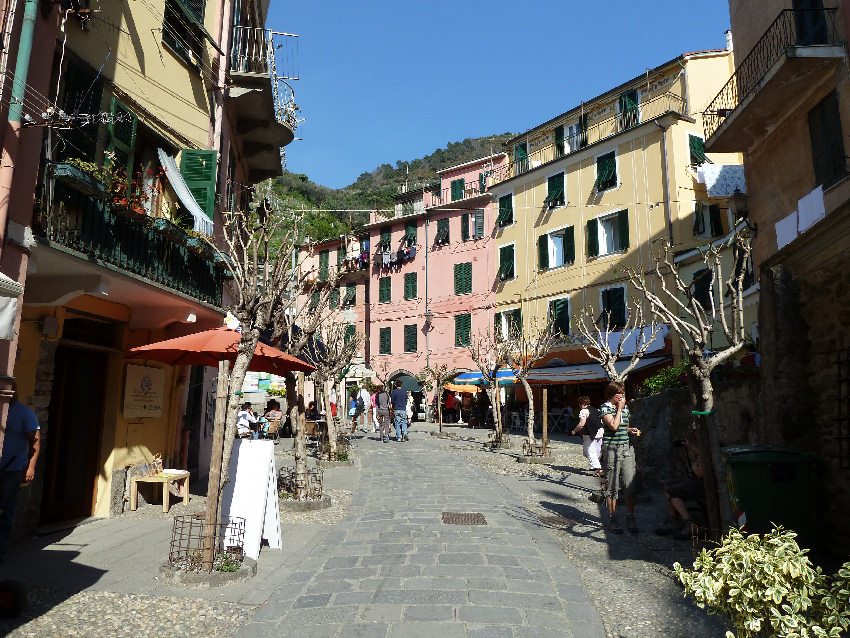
[600,381,641,534]
[654,438,704,540]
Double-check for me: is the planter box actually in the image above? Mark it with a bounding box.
[53,163,106,197]
[153,217,190,243]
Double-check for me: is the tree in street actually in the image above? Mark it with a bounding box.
[418,363,460,432]
[466,328,511,445]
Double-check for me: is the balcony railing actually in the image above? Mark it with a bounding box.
[230,26,300,132]
[704,8,839,141]
[491,90,686,184]
[36,179,223,306]
[430,175,491,206]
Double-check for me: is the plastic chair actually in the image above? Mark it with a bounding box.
[260,418,281,444]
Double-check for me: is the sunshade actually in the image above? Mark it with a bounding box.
[443,383,480,393]
[126,327,316,375]
[454,369,516,386]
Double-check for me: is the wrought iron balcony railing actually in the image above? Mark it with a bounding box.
[490,90,686,184]
[36,176,223,306]
[430,174,492,206]
[704,8,839,142]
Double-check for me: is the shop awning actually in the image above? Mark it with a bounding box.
[157,148,214,237]
[443,383,480,393]
[454,369,515,386]
[526,355,670,384]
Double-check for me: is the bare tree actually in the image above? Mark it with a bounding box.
[573,296,663,383]
[501,317,559,445]
[418,364,460,432]
[302,319,363,460]
[623,234,753,532]
[466,329,511,445]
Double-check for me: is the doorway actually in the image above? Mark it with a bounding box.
[41,345,108,522]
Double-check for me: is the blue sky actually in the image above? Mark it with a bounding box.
[268,1,731,189]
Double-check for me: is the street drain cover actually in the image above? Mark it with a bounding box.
[538,515,576,527]
[442,512,487,525]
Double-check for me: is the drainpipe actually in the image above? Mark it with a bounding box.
[424,209,430,370]
[655,121,675,245]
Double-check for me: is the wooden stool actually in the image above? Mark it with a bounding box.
[130,471,190,513]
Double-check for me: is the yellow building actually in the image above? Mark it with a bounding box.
[487,48,746,399]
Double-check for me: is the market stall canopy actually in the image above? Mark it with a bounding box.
[526,355,669,384]
[443,383,480,393]
[126,327,316,375]
[454,369,516,386]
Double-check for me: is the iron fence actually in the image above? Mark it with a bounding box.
[168,514,246,572]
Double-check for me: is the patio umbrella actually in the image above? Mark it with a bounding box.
[443,383,480,393]
[394,374,423,392]
[126,327,316,375]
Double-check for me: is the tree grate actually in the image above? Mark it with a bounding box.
[441,512,487,525]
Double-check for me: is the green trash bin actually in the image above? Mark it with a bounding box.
[722,445,814,541]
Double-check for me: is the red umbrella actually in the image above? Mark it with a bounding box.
[126,327,315,375]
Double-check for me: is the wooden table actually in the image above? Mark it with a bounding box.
[130,471,190,513]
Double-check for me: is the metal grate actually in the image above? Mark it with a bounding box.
[442,512,487,525]
[838,346,850,469]
[168,514,245,572]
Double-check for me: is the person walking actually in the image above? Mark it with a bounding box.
[370,388,379,432]
[374,382,392,443]
[0,384,41,561]
[330,386,337,419]
[348,390,358,433]
[358,385,371,432]
[600,382,641,534]
[572,395,604,475]
[390,379,409,442]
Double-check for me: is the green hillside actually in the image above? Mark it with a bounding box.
[269,133,515,241]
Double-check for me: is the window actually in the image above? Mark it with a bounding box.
[494,309,522,339]
[454,313,471,347]
[617,90,639,130]
[538,226,575,270]
[404,221,417,246]
[595,151,617,191]
[329,287,340,310]
[454,262,472,295]
[691,268,712,312]
[549,297,570,337]
[337,244,345,266]
[404,272,417,300]
[344,324,356,345]
[478,171,490,194]
[513,142,528,174]
[404,324,418,353]
[544,172,565,208]
[378,276,391,303]
[107,98,138,178]
[379,327,391,354]
[600,287,626,330]
[378,227,392,251]
[497,244,515,281]
[461,210,484,240]
[808,90,846,189]
[309,292,320,312]
[318,250,329,281]
[180,149,218,221]
[497,194,513,227]
[689,134,707,166]
[587,210,629,258]
[450,178,464,201]
[794,0,829,45]
[693,202,724,237]
[554,125,565,158]
[162,0,205,68]
[435,218,450,246]
[343,284,356,307]
[59,62,103,162]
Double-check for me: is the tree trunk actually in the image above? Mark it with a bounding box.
[521,376,535,445]
[489,385,502,441]
[323,375,337,460]
[220,329,260,485]
[285,371,308,500]
[202,360,229,571]
[437,389,443,432]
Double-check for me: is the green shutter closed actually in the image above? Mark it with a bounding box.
[549,298,569,336]
[494,312,502,337]
[108,97,137,178]
[474,209,484,237]
[564,226,575,264]
[345,284,356,306]
[451,178,464,201]
[497,195,513,226]
[379,327,391,354]
[603,288,626,329]
[310,292,319,311]
[455,314,471,347]
[379,277,391,303]
[405,221,416,245]
[454,263,471,295]
[617,209,629,250]
[318,250,329,281]
[514,143,527,161]
[337,247,345,265]
[587,219,599,258]
[404,324,417,352]
[329,288,340,309]
[555,125,565,156]
[404,272,417,299]
[345,324,356,344]
[380,228,391,250]
[461,213,470,241]
[180,149,218,220]
[545,173,565,206]
[435,218,449,245]
[538,234,549,270]
[498,245,514,280]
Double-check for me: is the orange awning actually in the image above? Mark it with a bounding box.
[443,383,480,393]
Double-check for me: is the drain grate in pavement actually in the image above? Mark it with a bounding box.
[538,514,577,527]
[441,512,487,525]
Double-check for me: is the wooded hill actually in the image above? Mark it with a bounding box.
[269,133,515,241]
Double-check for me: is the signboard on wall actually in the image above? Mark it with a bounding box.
[123,364,166,418]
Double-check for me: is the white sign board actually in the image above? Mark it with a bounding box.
[123,364,166,418]
[220,439,281,560]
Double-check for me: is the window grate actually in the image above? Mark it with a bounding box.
[838,346,850,469]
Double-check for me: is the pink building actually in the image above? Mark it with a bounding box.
[367,154,507,386]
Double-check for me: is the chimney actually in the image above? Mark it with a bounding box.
[725,29,733,52]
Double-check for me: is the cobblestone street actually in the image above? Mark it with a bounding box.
[0,427,722,637]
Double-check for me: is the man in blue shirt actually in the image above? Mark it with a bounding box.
[390,380,409,442]
[0,384,41,560]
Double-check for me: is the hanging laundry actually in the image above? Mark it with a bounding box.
[382,252,390,267]
[397,248,405,263]
[409,246,416,259]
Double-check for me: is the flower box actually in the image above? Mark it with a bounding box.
[53,163,106,197]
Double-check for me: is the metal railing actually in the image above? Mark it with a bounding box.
[430,175,491,206]
[704,8,839,141]
[230,26,300,132]
[491,90,686,184]
[36,181,223,306]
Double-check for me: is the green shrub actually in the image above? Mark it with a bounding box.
[638,362,687,396]
[674,527,850,638]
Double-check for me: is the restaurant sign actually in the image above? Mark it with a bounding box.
[123,364,166,419]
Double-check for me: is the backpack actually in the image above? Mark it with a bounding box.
[584,406,603,438]
[356,396,365,413]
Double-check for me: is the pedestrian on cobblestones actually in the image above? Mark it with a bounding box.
[600,382,641,534]
[390,379,409,441]
[572,395,603,474]
[374,382,392,442]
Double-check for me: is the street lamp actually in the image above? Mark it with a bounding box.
[424,308,433,324]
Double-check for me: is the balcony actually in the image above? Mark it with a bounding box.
[228,26,300,182]
[490,90,686,185]
[704,8,842,153]
[34,173,223,307]
[429,175,492,208]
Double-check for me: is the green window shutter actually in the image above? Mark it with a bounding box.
[478,171,487,193]
[538,234,549,270]
[345,284,356,306]
[405,221,417,245]
[451,178,464,201]
[404,272,417,299]
[708,204,723,237]
[617,209,629,250]
[435,218,449,245]
[379,228,391,250]
[595,152,617,191]
[379,327,391,354]
[318,250,329,281]
[693,201,706,235]
[404,324,418,353]
[808,91,845,189]
[545,173,565,206]
[564,226,575,263]
[455,313,471,347]
[507,308,522,336]
[689,135,706,165]
[497,194,513,226]
[494,311,502,337]
[474,209,484,237]
[461,213,470,241]
[108,97,138,178]
[603,288,626,329]
[549,298,569,336]
[465,262,472,294]
[454,263,472,295]
[344,324,356,345]
[498,245,514,280]
[337,247,345,266]
[379,276,391,303]
[587,219,599,258]
[329,288,340,309]
[180,149,218,220]
[555,125,565,156]
[309,292,319,311]
[60,63,103,162]
[514,143,527,162]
